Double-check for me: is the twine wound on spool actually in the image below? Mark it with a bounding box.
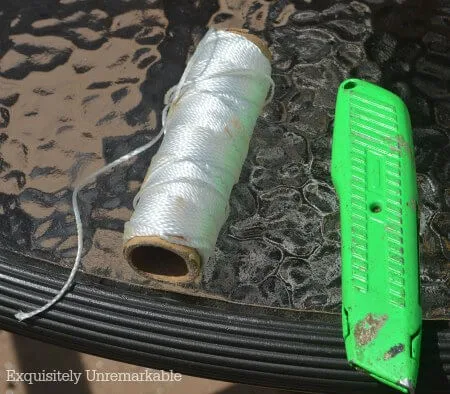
[15,28,272,321]
[123,28,272,283]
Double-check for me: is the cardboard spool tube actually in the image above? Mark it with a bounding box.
[123,29,271,284]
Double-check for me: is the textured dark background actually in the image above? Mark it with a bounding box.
[0,0,448,319]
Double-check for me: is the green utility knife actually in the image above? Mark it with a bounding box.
[331,79,422,393]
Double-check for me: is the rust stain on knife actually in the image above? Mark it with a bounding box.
[384,343,405,360]
[354,313,388,346]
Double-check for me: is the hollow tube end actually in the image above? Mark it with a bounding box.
[123,236,202,284]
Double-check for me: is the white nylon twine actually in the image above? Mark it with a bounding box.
[15,28,273,321]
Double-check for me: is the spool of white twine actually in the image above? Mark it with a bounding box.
[123,28,273,282]
[15,28,273,321]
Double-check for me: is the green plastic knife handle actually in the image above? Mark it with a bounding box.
[331,79,422,393]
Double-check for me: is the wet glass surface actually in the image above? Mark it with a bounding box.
[0,0,448,318]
